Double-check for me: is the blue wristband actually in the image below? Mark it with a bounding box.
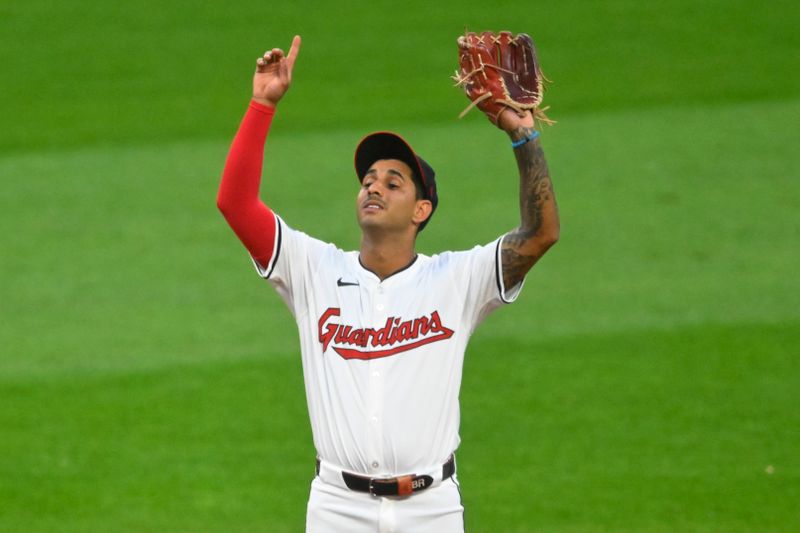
[511,130,540,148]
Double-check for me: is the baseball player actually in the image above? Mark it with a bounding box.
[217,35,559,532]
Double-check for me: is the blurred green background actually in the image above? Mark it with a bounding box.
[1,0,798,531]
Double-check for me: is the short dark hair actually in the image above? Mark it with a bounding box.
[410,170,430,234]
[411,170,424,201]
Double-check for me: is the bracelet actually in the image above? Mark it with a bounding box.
[511,130,540,148]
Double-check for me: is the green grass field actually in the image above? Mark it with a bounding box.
[2,1,799,531]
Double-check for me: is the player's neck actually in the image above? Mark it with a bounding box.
[359,233,417,280]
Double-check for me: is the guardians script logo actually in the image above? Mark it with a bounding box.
[318,307,454,360]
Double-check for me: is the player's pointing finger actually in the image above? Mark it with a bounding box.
[286,35,302,69]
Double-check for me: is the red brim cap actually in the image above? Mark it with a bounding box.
[354,132,438,231]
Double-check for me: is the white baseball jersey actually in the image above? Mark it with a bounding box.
[253,215,523,477]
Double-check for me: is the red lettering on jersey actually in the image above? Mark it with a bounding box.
[317,308,454,360]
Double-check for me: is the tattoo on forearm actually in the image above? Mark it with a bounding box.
[500,126,557,290]
[501,246,536,290]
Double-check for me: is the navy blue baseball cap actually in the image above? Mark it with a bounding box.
[354,132,438,231]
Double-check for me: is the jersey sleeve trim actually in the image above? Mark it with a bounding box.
[494,235,525,304]
[252,214,283,279]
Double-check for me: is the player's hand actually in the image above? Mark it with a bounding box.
[496,108,535,132]
[253,35,301,108]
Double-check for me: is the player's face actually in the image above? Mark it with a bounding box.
[357,159,427,233]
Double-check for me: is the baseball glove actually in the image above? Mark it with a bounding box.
[453,31,553,126]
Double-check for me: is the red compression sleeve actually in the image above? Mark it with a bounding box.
[217,101,278,269]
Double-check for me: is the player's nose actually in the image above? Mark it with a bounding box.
[366,180,383,196]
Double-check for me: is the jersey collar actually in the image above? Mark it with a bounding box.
[357,254,419,283]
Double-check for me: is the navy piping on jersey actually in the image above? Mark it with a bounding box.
[494,238,510,304]
[357,253,419,281]
[264,216,282,279]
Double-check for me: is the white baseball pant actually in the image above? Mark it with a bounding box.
[306,463,465,532]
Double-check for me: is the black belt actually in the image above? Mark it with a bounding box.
[318,455,456,497]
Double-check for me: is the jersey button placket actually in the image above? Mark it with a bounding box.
[367,365,384,473]
[376,283,385,312]
[368,285,385,474]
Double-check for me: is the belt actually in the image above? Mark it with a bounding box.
[316,455,456,497]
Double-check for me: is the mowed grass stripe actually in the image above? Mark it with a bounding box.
[1,321,797,531]
[2,0,797,151]
[0,353,312,532]
[461,322,799,531]
[2,97,798,380]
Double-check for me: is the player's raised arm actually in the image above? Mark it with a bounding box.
[453,31,559,290]
[497,109,559,290]
[217,36,301,268]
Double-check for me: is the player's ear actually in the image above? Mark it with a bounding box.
[412,199,432,226]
